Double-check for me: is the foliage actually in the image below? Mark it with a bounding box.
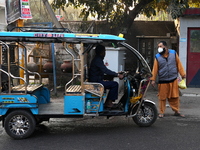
[26,0,53,23]
[61,5,83,21]
[50,0,200,32]
[25,0,83,24]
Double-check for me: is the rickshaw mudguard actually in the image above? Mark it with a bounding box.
[143,99,156,105]
[33,87,50,104]
[0,94,38,115]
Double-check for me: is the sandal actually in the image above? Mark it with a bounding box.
[104,104,118,109]
[158,114,164,118]
[174,112,185,118]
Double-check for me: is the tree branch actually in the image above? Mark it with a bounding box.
[122,0,154,32]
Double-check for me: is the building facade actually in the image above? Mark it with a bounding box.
[176,8,200,87]
[0,0,6,31]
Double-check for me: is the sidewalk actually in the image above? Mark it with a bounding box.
[147,84,200,97]
[179,88,200,97]
[146,85,200,118]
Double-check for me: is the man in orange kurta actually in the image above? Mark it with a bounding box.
[151,41,186,118]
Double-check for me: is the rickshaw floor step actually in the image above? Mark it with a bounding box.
[104,109,124,112]
[99,109,125,116]
[39,102,64,114]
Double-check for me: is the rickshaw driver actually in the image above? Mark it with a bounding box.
[88,44,124,108]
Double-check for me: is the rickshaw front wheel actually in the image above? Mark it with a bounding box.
[132,102,157,127]
[4,110,36,139]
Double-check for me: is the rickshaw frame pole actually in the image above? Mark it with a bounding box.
[52,43,57,95]
[80,43,84,93]
[4,42,11,94]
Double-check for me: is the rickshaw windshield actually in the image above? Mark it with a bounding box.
[119,42,152,76]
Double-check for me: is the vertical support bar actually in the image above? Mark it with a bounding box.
[17,19,24,84]
[81,43,84,93]
[7,44,11,94]
[24,45,29,85]
[40,56,42,74]
[52,43,57,95]
[72,44,75,85]
[17,45,20,85]
[19,47,24,84]
[0,45,2,94]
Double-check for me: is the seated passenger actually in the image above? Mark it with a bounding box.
[89,44,124,108]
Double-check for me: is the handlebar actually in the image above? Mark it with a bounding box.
[118,68,152,80]
[118,71,129,77]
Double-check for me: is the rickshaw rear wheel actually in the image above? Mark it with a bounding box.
[132,102,157,127]
[4,110,36,139]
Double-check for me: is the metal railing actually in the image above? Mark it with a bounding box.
[0,69,27,95]
[128,77,151,118]
[64,43,82,95]
[19,66,41,84]
[0,41,43,95]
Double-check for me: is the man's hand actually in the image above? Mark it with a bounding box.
[151,80,156,88]
[118,74,124,80]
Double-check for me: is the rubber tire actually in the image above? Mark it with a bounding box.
[4,110,36,139]
[132,102,157,127]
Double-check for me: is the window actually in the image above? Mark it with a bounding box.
[190,29,200,52]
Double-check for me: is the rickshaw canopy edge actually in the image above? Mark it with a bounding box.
[0,32,125,43]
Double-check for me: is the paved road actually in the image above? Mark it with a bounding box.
[0,116,200,150]
[0,87,200,150]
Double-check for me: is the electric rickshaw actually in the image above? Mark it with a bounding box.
[0,29,157,139]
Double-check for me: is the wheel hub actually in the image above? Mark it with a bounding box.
[15,120,24,128]
[9,115,29,135]
[137,106,154,123]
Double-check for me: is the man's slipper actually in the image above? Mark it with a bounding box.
[174,112,185,118]
[104,104,118,109]
[158,114,164,118]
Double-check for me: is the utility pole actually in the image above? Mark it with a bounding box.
[42,0,63,95]
[42,0,80,95]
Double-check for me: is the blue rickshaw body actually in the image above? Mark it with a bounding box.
[0,86,51,115]
[0,94,38,115]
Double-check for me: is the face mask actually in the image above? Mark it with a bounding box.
[158,47,166,55]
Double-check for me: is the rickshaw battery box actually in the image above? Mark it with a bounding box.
[64,95,84,115]
[85,93,106,113]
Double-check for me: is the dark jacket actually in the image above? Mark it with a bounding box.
[89,55,118,82]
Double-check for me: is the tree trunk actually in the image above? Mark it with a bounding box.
[120,0,154,34]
